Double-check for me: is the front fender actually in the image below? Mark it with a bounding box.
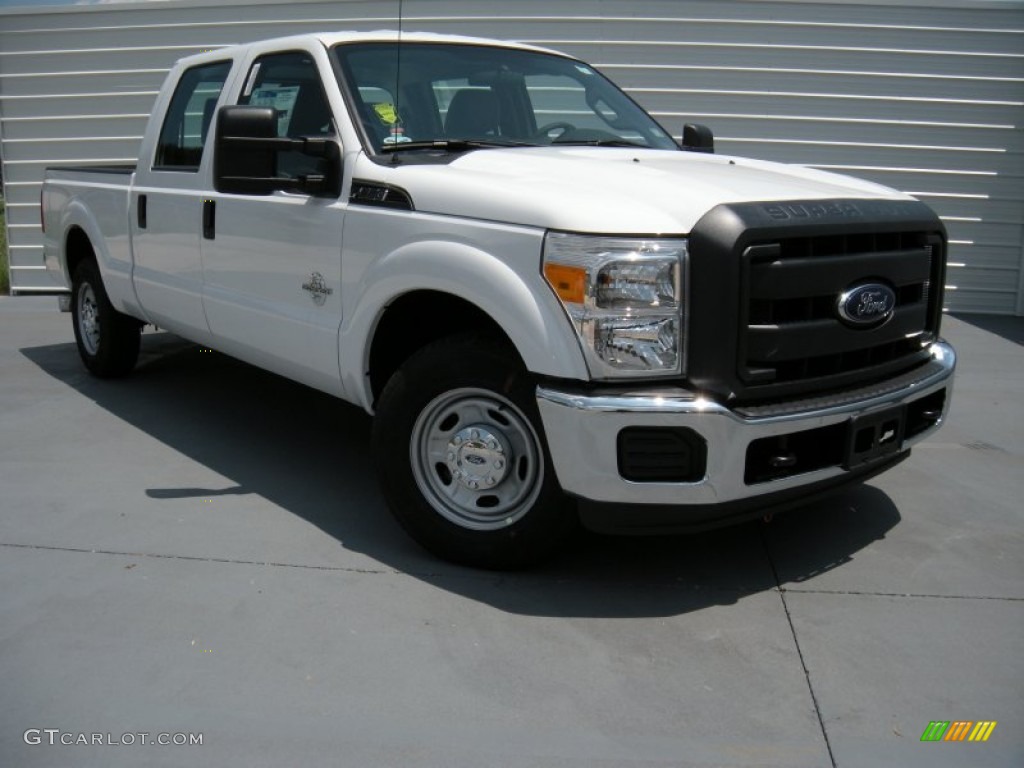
[339,238,588,411]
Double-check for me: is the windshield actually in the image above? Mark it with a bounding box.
[332,42,679,155]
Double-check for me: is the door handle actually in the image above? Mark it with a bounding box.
[202,199,216,240]
[137,194,147,229]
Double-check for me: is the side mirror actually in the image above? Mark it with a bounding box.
[213,105,341,197]
[681,123,714,153]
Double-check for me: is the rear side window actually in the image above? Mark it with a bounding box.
[154,60,232,171]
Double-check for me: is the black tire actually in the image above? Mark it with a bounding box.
[371,335,576,569]
[70,258,141,378]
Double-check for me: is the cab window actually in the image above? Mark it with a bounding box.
[238,51,336,181]
[154,61,232,171]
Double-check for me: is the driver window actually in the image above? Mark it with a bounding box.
[238,51,335,181]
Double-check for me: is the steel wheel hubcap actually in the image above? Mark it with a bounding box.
[446,425,510,491]
[411,388,543,531]
[77,282,100,356]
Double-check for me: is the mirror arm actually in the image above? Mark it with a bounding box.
[298,174,326,192]
[216,174,331,196]
[299,137,332,157]
[220,135,301,152]
[221,135,333,158]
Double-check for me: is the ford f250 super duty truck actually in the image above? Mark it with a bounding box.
[43,31,955,568]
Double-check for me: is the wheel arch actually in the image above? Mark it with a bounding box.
[56,197,109,284]
[55,196,137,316]
[65,225,97,285]
[342,239,589,411]
[368,290,515,405]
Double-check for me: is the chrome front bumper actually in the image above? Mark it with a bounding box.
[536,341,955,507]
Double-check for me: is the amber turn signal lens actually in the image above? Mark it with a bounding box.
[544,263,586,304]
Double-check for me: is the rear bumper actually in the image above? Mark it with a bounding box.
[536,341,955,525]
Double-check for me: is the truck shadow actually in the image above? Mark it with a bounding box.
[21,333,901,619]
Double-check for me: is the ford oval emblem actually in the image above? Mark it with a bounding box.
[837,283,897,327]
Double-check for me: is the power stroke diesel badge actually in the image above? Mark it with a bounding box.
[837,282,896,328]
[301,272,333,306]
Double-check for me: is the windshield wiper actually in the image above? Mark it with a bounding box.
[551,139,647,148]
[381,139,535,154]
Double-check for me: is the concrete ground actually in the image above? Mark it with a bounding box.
[0,295,1021,768]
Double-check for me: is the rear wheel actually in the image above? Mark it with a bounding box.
[372,335,575,569]
[71,259,140,377]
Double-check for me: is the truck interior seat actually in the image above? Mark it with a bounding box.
[444,88,500,140]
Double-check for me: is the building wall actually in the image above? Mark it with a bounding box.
[1,0,1022,314]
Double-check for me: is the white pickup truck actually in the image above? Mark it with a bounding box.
[43,31,955,568]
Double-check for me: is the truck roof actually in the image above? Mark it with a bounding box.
[175,30,567,68]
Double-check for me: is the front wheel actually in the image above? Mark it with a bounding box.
[371,336,575,569]
[71,259,140,377]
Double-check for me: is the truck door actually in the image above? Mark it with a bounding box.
[132,60,233,341]
[199,50,346,395]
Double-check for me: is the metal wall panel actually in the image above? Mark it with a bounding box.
[1,0,1022,314]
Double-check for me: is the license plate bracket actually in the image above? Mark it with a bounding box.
[845,405,906,469]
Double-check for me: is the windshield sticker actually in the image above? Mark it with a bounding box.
[373,102,399,126]
[575,64,595,76]
[382,125,412,144]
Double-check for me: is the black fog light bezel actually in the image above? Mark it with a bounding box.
[617,427,708,483]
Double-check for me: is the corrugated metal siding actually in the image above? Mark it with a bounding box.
[1,0,1022,314]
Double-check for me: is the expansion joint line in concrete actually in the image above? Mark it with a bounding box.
[759,527,838,768]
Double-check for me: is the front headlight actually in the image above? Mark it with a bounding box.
[543,232,687,379]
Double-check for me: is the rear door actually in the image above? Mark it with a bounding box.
[199,47,346,395]
[132,60,234,340]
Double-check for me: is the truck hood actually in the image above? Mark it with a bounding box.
[360,147,911,234]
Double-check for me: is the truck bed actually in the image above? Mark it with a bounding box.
[42,164,138,300]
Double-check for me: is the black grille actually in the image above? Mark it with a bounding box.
[685,198,947,403]
[740,232,940,389]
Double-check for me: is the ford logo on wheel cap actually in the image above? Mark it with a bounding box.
[837,283,897,328]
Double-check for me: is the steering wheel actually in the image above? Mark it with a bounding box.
[535,122,576,142]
